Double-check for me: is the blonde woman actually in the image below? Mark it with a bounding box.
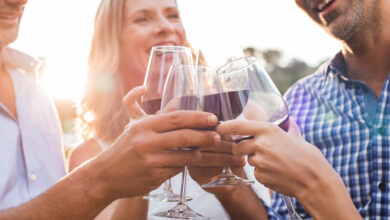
[68,0,269,219]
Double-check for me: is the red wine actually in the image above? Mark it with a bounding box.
[143,98,162,115]
[200,93,221,120]
[220,89,249,121]
[276,114,290,132]
[179,95,198,111]
[179,95,200,150]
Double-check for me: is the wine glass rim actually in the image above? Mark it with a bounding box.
[170,64,215,72]
[151,45,192,52]
[216,56,258,75]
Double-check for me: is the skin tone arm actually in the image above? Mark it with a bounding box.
[68,140,148,220]
[0,111,220,219]
[217,120,362,220]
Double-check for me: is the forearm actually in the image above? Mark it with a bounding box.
[297,165,362,220]
[0,161,112,220]
[215,185,267,220]
[110,196,148,220]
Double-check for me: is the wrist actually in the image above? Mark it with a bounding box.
[75,158,114,204]
[296,162,360,219]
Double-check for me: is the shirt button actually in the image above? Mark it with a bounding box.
[378,127,386,135]
[30,173,37,181]
[378,182,386,191]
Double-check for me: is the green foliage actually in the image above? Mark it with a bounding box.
[243,47,324,94]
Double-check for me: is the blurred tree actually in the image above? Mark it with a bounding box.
[243,47,323,94]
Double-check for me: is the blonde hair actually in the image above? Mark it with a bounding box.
[80,0,204,143]
[80,0,126,143]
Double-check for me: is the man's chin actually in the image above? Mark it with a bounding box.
[0,33,19,48]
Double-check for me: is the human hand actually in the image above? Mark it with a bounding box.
[93,111,221,200]
[217,118,362,220]
[122,86,147,120]
[187,139,246,193]
[217,118,335,199]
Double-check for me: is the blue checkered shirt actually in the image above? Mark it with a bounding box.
[265,52,390,219]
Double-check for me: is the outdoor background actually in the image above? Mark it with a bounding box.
[10,0,341,151]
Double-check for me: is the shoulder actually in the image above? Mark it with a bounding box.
[68,139,103,172]
[2,46,41,77]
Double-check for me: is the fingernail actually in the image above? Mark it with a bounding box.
[207,115,218,125]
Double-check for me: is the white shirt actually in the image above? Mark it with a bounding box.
[0,47,66,209]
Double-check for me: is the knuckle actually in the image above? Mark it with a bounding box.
[183,152,196,165]
[169,111,183,126]
[247,155,255,166]
[131,136,147,152]
[256,157,268,170]
[261,138,272,149]
[265,123,278,133]
[232,144,242,156]
[207,132,217,146]
[179,130,192,146]
[230,124,240,133]
[143,155,155,168]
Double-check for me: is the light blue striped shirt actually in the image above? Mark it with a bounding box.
[0,47,66,209]
[266,52,390,219]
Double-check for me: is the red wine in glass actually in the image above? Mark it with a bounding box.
[142,98,162,115]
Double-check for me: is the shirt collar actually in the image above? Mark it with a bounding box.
[2,46,41,78]
[324,51,350,82]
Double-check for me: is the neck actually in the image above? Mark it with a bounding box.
[340,5,390,98]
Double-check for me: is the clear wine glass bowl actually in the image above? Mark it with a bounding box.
[142,46,193,202]
[154,64,208,220]
[214,56,302,220]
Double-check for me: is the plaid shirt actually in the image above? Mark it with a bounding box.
[266,52,390,219]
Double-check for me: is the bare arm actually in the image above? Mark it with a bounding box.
[68,140,148,220]
[0,111,220,220]
[0,159,111,220]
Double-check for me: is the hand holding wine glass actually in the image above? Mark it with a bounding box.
[154,64,212,219]
[186,66,247,193]
[215,56,302,220]
[141,46,194,202]
[199,64,255,188]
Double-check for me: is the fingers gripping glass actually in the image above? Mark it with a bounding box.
[213,56,302,220]
[198,66,255,187]
[142,46,193,202]
[154,65,208,219]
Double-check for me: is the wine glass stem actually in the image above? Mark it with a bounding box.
[222,166,233,176]
[179,166,189,205]
[162,178,174,194]
[281,195,302,220]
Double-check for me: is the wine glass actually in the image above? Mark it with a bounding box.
[142,46,193,202]
[194,65,254,187]
[215,56,302,220]
[154,64,208,219]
